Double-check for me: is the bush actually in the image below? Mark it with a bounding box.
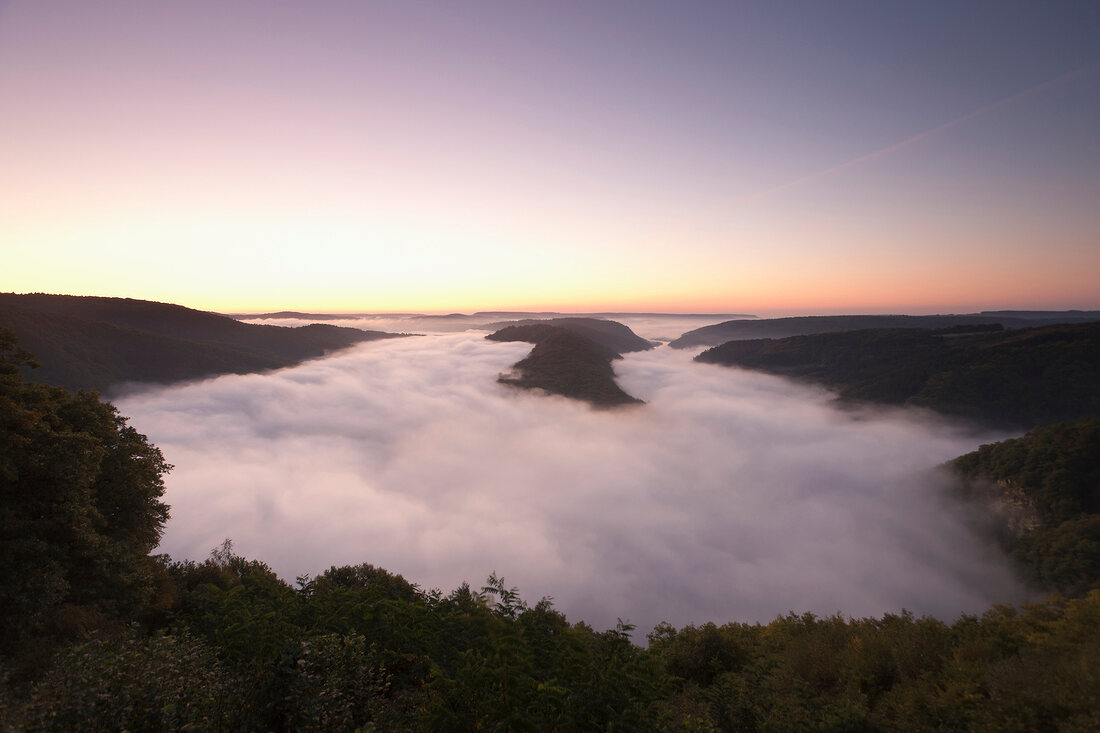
[17,629,237,732]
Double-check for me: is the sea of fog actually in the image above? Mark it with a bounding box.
[115,317,1028,635]
[238,313,741,342]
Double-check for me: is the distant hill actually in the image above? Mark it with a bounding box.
[0,294,404,394]
[695,322,1100,429]
[487,325,643,407]
[478,310,754,320]
[238,311,353,321]
[947,419,1100,597]
[670,312,1100,349]
[977,309,1100,322]
[482,317,655,353]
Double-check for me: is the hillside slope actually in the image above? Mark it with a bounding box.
[695,322,1100,428]
[948,419,1100,596]
[0,294,403,393]
[483,317,654,353]
[671,312,1100,349]
[488,325,643,407]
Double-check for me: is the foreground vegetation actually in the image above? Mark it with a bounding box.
[6,548,1100,732]
[3,328,1099,730]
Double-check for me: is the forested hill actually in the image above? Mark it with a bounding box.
[482,317,655,353]
[487,324,644,406]
[695,322,1100,429]
[0,293,404,394]
[670,311,1100,349]
[948,419,1100,597]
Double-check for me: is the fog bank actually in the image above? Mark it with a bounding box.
[238,312,739,342]
[117,331,1026,633]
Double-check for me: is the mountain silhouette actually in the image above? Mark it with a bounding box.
[0,293,405,394]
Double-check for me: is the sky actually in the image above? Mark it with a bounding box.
[2,0,1098,315]
[115,322,1027,633]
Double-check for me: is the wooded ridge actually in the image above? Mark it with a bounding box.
[487,322,645,406]
[672,311,1100,349]
[0,293,404,394]
[695,322,1100,429]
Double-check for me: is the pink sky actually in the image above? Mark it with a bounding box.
[2,1,1098,314]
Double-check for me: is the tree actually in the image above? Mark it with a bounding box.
[0,329,170,650]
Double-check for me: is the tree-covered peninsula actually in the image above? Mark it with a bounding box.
[487,321,646,407]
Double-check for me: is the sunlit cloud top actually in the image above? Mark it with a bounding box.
[2,1,1098,314]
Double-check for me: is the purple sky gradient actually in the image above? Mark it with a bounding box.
[2,1,1097,313]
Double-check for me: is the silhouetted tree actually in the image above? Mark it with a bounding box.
[0,329,170,652]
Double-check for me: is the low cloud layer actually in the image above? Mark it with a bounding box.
[116,327,1027,634]
[239,313,742,342]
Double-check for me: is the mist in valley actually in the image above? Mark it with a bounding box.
[115,319,1028,634]
[238,313,741,343]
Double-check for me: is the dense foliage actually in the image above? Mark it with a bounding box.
[490,326,644,406]
[4,545,669,731]
[0,293,402,393]
[6,545,1100,731]
[695,322,1100,428]
[949,419,1100,596]
[648,594,1100,732]
[0,329,170,657]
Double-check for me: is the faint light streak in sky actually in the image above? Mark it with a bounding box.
[738,63,1098,205]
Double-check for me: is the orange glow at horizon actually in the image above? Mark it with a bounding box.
[1,2,1097,319]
